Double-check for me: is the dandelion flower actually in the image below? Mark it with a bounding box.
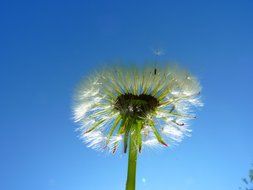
[73,63,202,190]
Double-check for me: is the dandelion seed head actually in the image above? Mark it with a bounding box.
[73,64,202,153]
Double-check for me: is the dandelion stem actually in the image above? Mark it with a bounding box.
[126,120,140,190]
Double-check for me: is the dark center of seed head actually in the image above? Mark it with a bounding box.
[115,93,159,117]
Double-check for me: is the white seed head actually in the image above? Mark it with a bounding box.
[73,64,202,153]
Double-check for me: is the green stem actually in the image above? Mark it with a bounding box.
[126,121,139,190]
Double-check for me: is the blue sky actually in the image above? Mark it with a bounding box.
[1,1,253,190]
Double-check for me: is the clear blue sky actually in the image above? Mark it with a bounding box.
[1,1,253,190]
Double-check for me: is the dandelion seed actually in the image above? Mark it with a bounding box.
[152,48,165,56]
[73,63,202,190]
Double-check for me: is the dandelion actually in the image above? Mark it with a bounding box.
[73,63,202,190]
